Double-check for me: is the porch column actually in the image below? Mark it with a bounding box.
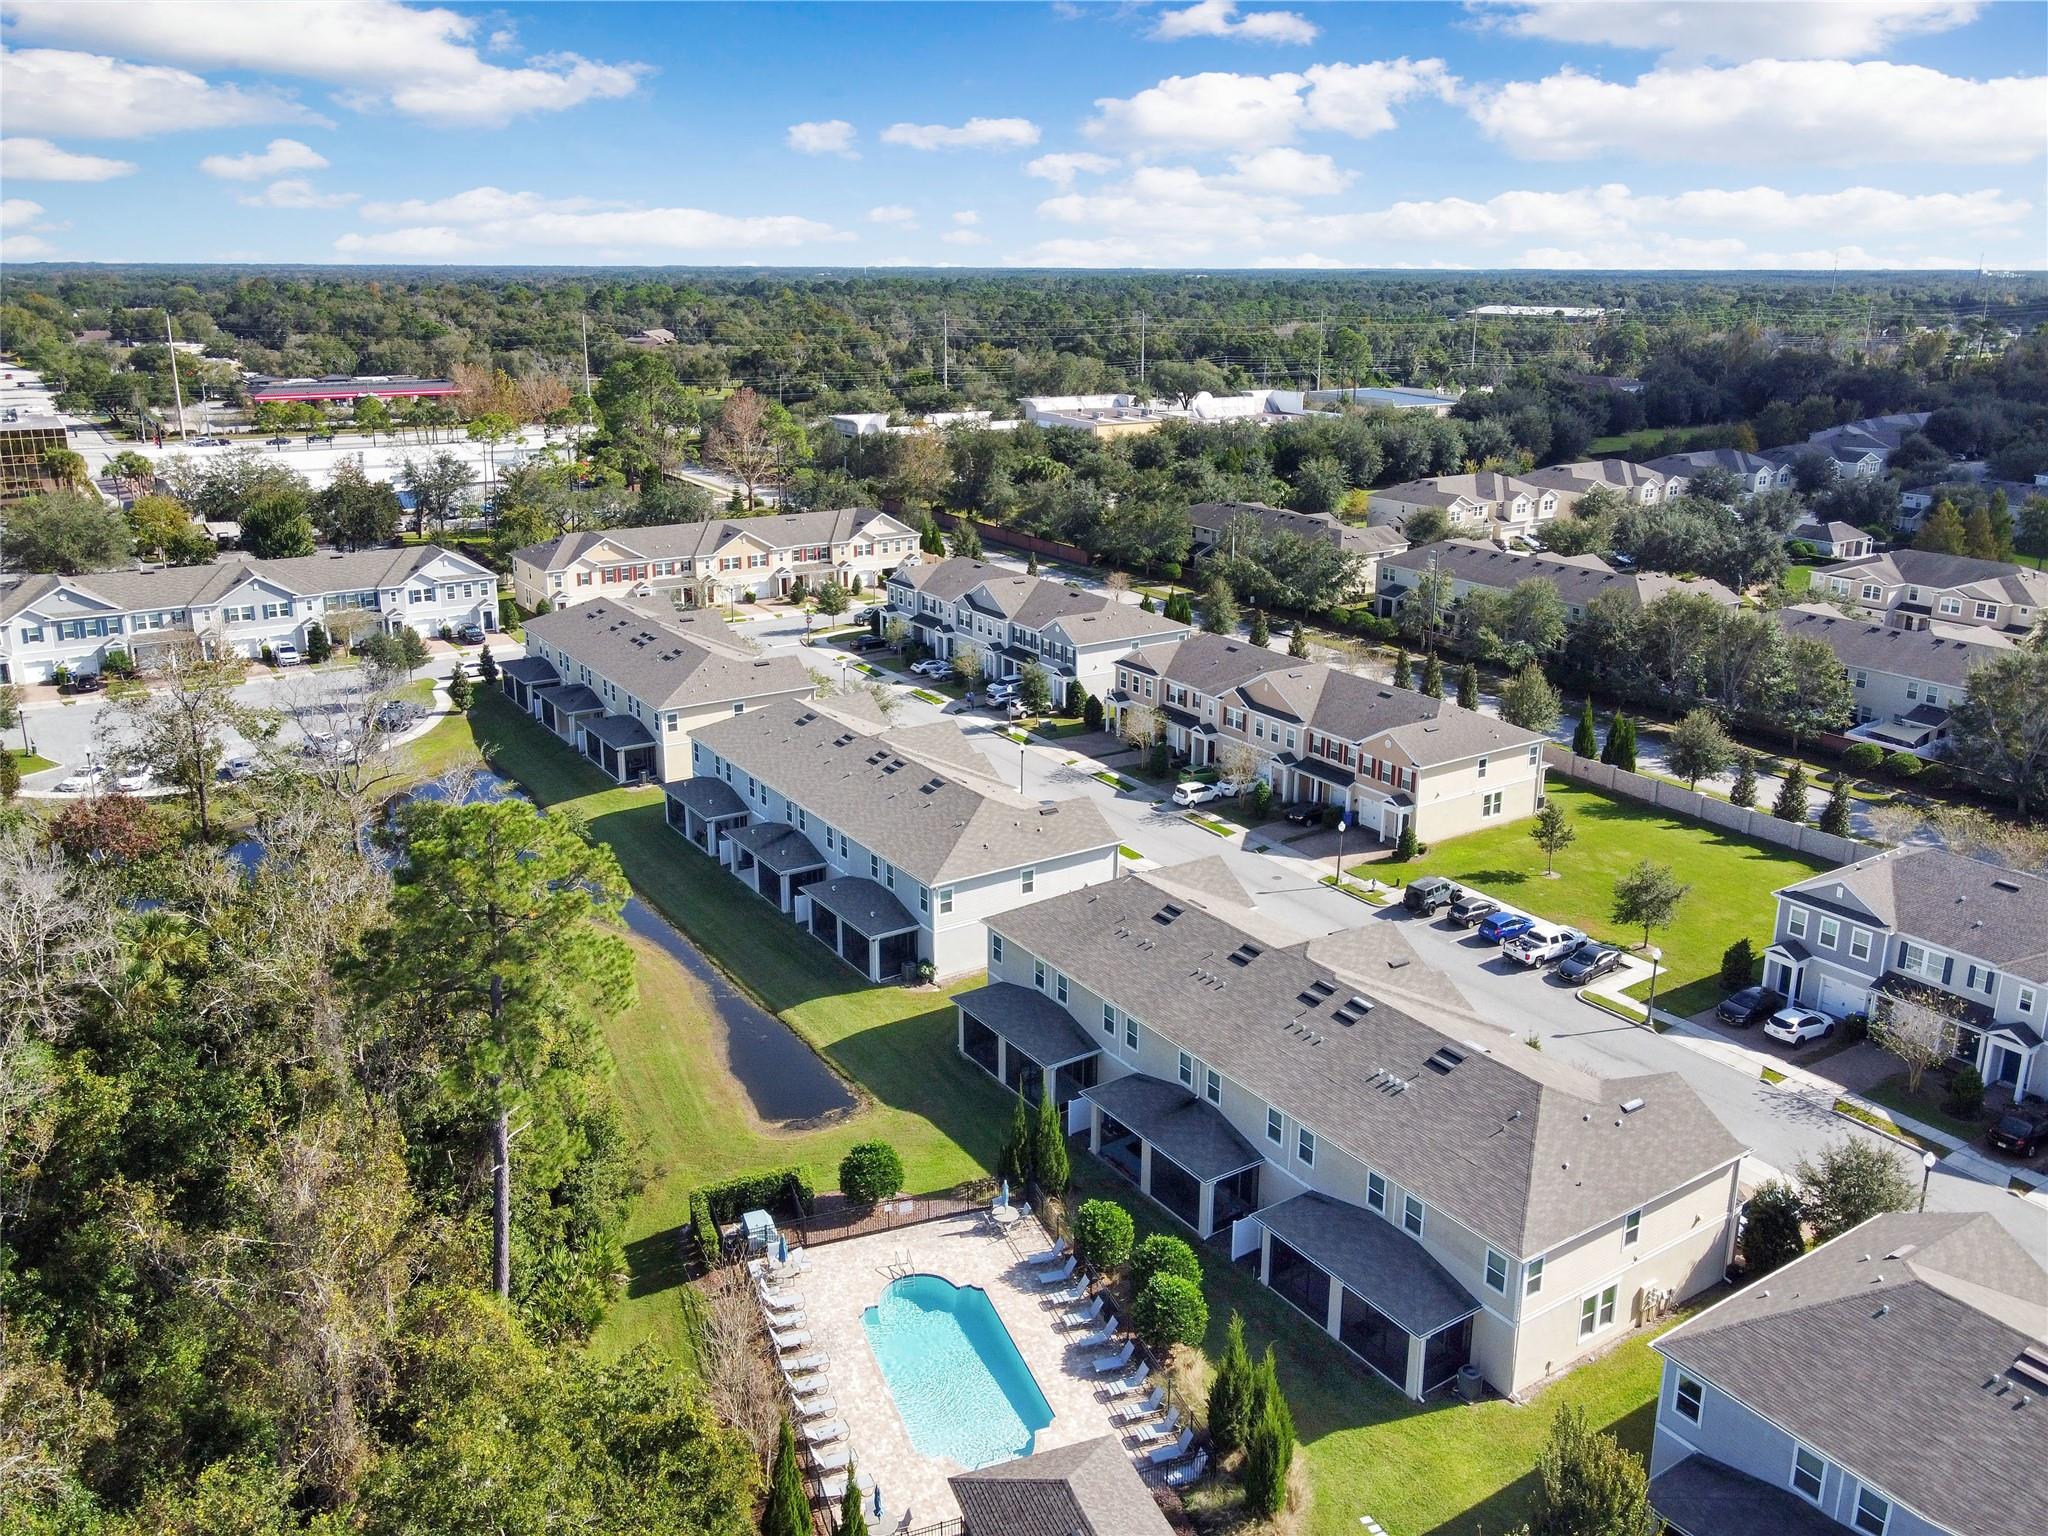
[1402,1332,1425,1400]
[1138,1140,1154,1200]
[1087,1102,1102,1155]
[1324,1280,1343,1342]
[1257,1229,1272,1287]
[1196,1179,1217,1241]
[1040,1061,1057,1107]
[994,1038,1009,1091]
[867,935,880,982]
[957,1009,969,1059]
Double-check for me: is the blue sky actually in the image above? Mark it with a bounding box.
[2,1,2044,270]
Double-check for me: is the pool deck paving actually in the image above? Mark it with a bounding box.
[779,1210,1153,1531]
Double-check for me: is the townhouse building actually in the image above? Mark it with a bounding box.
[1769,441,1884,483]
[1812,548,2048,640]
[1187,501,1406,595]
[1377,541,1740,623]
[1111,635,1548,843]
[1774,605,2000,757]
[505,598,814,783]
[1764,846,2048,1104]
[1806,411,1930,467]
[1523,459,1672,506]
[665,695,1119,980]
[0,545,499,684]
[1366,471,1573,541]
[959,864,1745,1401]
[885,556,1189,701]
[1788,520,1874,560]
[1639,448,1794,499]
[509,507,918,611]
[1649,1210,2042,1536]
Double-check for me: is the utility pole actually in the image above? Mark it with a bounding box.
[1468,317,1478,372]
[1316,313,1328,392]
[164,310,187,439]
[942,308,949,391]
[1137,311,1146,391]
[580,313,592,401]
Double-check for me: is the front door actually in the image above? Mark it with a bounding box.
[1991,1044,2022,1088]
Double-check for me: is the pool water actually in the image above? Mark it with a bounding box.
[862,1274,1053,1469]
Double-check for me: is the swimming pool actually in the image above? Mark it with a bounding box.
[862,1273,1053,1469]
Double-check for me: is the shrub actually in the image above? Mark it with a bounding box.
[47,793,166,865]
[688,1190,720,1267]
[1083,694,1105,732]
[1241,1348,1296,1520]
[304,622,332,663]
[1071,1198,1135,1275]
[1395,824,1419,860]
[1032,1092,1069,1196]
[1841,741,1883,775]
[696,1167,816,1227]
[1131,1232,1201,1292]
[0,753,18,804]
[1794,1137,1916,1243]
[260,643,277,667]
[1720,937,1756,991]
[837,1141,905,1209]
[1065,680,1087,716]
[1742,1178,1806,1277]
[1729,751,1758,809]
[1885,751,1922,781]
[1945,1065,1985,1120]
[100,648,136,677]
[1528,1404,1651,1536]
[1249,780,1274,818]
[1915,760,1949,789]
[447,667,474,709]
[997,1093,1034,1188]
[1133,1272,1208,1354]
[1772,761,1809,822]
[1207,1312,1255,1457]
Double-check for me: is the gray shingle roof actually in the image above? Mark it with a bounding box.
[1188,500,1407,555]
[522,599,815,712]
[1083,1073,1263,1182]
[889,556,1187,649]
[1814,549,2048,607]
[582,713,654,749]
[1654,1211,2047,1536]
[512,507,910,571]
[533,683,605,714]
[662,775,749,821]
[722,821,826,873]
[957,981,1099,1068]
[1256,1192,1478,1337]
[991,871,1744,1254]
[690,700,1118,885]
[949,1436,1174,1536]
[499,655,559,686]
[805,875,919,936]
[1780,847,2048,983]
[1233,664,1547,765]
[1775,605,2002,689]
[1119,632,1291,697]
[1650,1454,1845,1536]
[1383,541,1739,610]
[1640,448,1783,480]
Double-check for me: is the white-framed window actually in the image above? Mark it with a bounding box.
[1787,906,1808,939]
[989,933,1004,964]
[1297,1128,1315,1167]
[1578,1284,1617,1338]
[917,885,929,913]
[1674,1372,1703,1424]
[1402,1193,1425,1236]
[1102,1002,1116,1036]
[1623,1209,1641,1247]
[1266,1107,1283,1145]
[1938,596,1962,616]
[1790,1445,1826,1502]
[1020,866,1035,893]
[1366,1171,1386,1211]
[2020,986,2038,1016]
[1524,1257,1544,1296]
[1204,1067,1221,1106]
[1125,1015,1138,1050]
[1481,791,1504,818]
[1477,755,1488,780]
[1484,1249,1508,1293]
[1178,1051,1195,1088]
[938,887,953,915]
[1974,600,1999,621]
[1818,917,1840,949]
[1033,960,1046,990]
[1055,973,1068,1004]
[1853,1487,1890,1535]
[1850,928,1872,961]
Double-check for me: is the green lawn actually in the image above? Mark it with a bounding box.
[1359,781,1830,1017]
[1782,564,1814,593]
[8,748,59,775]
[1861,1070,1987,1143]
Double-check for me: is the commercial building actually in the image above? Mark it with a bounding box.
[245,375,461,405]
[0,413,71,500]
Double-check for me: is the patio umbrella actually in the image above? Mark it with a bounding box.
[776,1233,789,1266]
[998,1179,1009,1209]
[872,1483,882,1519]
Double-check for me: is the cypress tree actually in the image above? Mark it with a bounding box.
[1287,620,1309,659]
[998,1092,1035,1187]
[1773,761,1810,823]
[1032,1089,1069,1194]
[1421,654,1444,698]
[838,1464,869,1536]
[1393,648,1413,689]
[1207,1311,1255,1457]
[1241,1347,1297,1519]
[1729,750,1758,808]
[1572,696,1599,758]
[1458,663,1479,709]
[1249,608,1271,646]
[1614,714,1637,772]
[762,1417,810,1536]
[1599,711,1621,766]
[1819,773,1854,836]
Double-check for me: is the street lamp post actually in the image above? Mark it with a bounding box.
[1919,1150,1938,1211]
[1332,816,1348,889]
[1646,945,1663,1023]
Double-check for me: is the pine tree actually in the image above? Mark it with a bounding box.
[1026,549,1040,575]
[1422,654,1444,698]
[1140,593,1156,613]
[1729,750,1758,808]
[1241,1347,1297,1519]
[1458,663,1479,710]
[1599,710,1621,766]
[1207,1312,1256,1457]
[1392,648,1412,689]
[1819,774,1854,836]
[838,1465,869,1536]
[998,1092,1035,1187]
[1249,608,1271,646]
[1287,620,1308,659]
[762,1417,810,1536]
[477,643,498,686]
[447,665,473,709]
[1572,695,1599,758]
[1773,760,1810,822]
[1032,1089,1069,1195]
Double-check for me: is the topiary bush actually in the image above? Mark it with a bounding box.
[1071,1198,1135,1275]
[1720,937,1756,991]
[1131,1232,1201,1291]
[1944,1065,1985,1121]
[1133,1272,1208,1354]
[1885,751,1921,781]
[1741,1178,1806,1277]
[1249,780,1273,818]
[1841,742,1883,775]
[838,1141,905,1209]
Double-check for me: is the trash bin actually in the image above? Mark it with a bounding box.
[1456,1364,1484,1403]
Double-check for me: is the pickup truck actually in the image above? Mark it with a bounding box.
[1504,924,1587,967]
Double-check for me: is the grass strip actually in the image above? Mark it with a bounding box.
[1831,1097,1942,1155]
[1184,812,1234,837]
[1761,1065,1787,1085]
[1092,770,1136,791]
[910,688,945,705]
[1321,874,1390,905]
[1583,991,1651,1026]
[1118,845,1143,860]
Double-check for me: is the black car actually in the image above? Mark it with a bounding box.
[1283,803,1322,826]
[57,672,107,695]
[456,623,487,645]
[1986,1111,2048,1159]
[1402,875,1462,915]
[1555,944,1624,985]
[1448,894,1498,927]
[374,700,425,732]
[267,434,291,446]
[1716,986,1785,1028]
[845,634,886,653]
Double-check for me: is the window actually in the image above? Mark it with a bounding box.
[1484,1249,1508,1293]
[990,933,1004,965]
[1787,906,1808,938]
[1204,1067,1221,1106]
[937,887,953,915]
[1477,755,1489,780]
[2020,986,2037,1016]
[917,886,929,913]
[1674,1373,1704,1424]
[1623,1210,1641,1247]
[1055,973,1068,1005]
[1297,1128,1315,1167]
[1853,1488,1890,1535]
[869,854,880,879]
[1366,1171,1386,1212]
[1975,600,1999,621]
[1850,927,1872,962]
[1402,1194,1424,1236]
[1579,1285,1617,1338]
[1179,1052,1195,1087]
[1818,917,1840,950]
[1938,596,1962,616]
[1481,791,1504,818]
[1034,960,1046,991]
[1102,1002,1116,1036]
[1020,867,1035,894]
[1125,1015,1138,1050]
[1790,1446,1825,1502]
[1524,1257,1544,1296]
[1266,1108,1283,1145]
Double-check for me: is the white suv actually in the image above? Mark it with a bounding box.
[1504,924,1586,967]
[1172,782,1220,808]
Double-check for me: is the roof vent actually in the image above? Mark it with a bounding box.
[1227,943,1262,967]
[1994,878,2022,894]
[1153,903,1184,926]
[1883,1244,1917,1261]
[1620,1097,1646,1114]
[2008,1346,2048,1394]
[1425,1046,1466,1075]
[1297,980,1336,1007]
[1331,995,1372,1026]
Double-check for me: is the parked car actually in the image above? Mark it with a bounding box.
[909,658,951,677]
[218,757,258,782]
[1716,986,1785,1028]
[266,434,292,446]
[846,634,886,653]
[1504,924,1587,966]
[271,642,302,667]
[1985,1110,2048,1159]
[1172,782,1220,808]
[1003,699,1028,721]
[194,436,231,447]
[1556,943,1624,985]
[1215,777,1256,798]
[375,700,425,732]
[1402,875,1462,915]
[1282,803,1321,826]
[56,671,106,695]
[112,768,153,793]
[456,623,487,645]
[984,681,1019,702]
[54,766,106,794]
[1477,910,1535,945]
[1448,894,1498,927]
[1763,1008,1835,1047]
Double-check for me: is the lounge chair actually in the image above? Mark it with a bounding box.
[771,1327,812,1351]
[817,1472,850,1502]
[1146,1428,1196,1467]
[1090,1340,1135,1374]
[1162,1452,1209,1489]
[802,1417,847,1446]
[762,1304,806,1327]
[1113,1386,1164,1424]
[783,1351,829,1376]
[1132,1408,1182,1446]
[1104,1362,1150,1398]
[1042,1278,1087,1307]
[810,1442,852,1473]
[796,1393,839,1420]
[1034,1257,1077,1287]
[783,1369,830,1399]
[1024,1238,1071,1268]
[1060,1296,1104,1329]
[1072,1315,1118,1349]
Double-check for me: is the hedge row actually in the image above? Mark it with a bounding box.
[687,1166,818,1267]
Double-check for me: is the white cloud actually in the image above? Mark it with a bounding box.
[339,185,847,260]
[199,137,330,180]
[1025,152,1120,186]
[0,234,59,259]
[941,228,990,246]
[0,47,324,137]
[0,194,61,256]
[0,136,135,180]
[1087,59,1455,149]
[1480,2,1983,64]
[1255,252,1348,268]
[3,1,648,127]
[952,210,980,225]
[239,178,358,209]
[881,117,1040,151]
[786,119,857,156]
[1152,1,1319,46]
[1221,147,1352,195]
[867,204,918,225]
[1472,60,2046,165]
[0,198,45,229]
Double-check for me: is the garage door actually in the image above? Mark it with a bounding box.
[1817,974,1866,1018]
